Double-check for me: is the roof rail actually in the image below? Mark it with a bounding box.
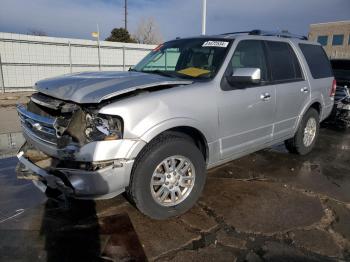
[220,31,252,36]
[250,30,308,40]
[221,29,308,40]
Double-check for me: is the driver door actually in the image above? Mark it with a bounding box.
[218,40,276,159]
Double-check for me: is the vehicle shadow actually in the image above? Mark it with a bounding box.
[40,197,147,261]
[40,198,103,262]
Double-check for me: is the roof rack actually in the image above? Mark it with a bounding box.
[221,31,252,36]
[221,29,308,40]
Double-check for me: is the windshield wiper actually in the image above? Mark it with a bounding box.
[141,70,175,78]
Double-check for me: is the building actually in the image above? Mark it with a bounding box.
[308,21,350,59]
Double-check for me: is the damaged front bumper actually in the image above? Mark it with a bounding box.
[15,94,147,199]
[16,143,135,199]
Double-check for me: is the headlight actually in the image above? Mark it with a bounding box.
[85,114,123,141]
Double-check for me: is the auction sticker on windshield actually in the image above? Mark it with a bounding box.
[202,41,229,48]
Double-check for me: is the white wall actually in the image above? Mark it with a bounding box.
[0,32,156,92]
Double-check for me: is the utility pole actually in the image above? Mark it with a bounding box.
[124,0,128,31]
[202,0,207,35]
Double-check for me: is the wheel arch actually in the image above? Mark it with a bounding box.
[294,100,322,133]
[309,102,322,116]
[139,119,210,163]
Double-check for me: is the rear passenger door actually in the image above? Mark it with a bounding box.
[265,41,310,140]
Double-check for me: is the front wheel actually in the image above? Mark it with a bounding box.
[127,135,206,219]
[285,108,320,155]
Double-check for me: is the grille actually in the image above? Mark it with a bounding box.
[17,104,58,145]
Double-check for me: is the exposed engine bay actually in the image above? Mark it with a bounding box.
[16,92,136,199]
[19,92,124,153]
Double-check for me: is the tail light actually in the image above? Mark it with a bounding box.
[330,79,337,97]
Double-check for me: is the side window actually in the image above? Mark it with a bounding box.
[228,40,268,81]
[299,44,333,79]
[265,41,303,82]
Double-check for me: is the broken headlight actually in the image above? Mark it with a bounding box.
[85,114,123,142]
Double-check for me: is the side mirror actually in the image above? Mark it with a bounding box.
[227,68,261,86]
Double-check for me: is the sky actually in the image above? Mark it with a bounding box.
[0,0,349,42]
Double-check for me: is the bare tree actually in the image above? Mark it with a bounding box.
[133,17,163,45]
[27,29,48,36]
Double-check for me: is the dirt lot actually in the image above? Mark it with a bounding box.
[0,127,349,261]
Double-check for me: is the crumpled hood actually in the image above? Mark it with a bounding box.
[35,71,193,104]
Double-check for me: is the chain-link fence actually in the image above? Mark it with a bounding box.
[0,32,155,93]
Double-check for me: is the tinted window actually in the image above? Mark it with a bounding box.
[332,35,344,46]
[348,35,350,45]
[317,35,328,46]
[229,40,268,81]
[266,41,303,82]
[299,44,333,79]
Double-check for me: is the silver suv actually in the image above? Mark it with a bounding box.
[17,30,335,219]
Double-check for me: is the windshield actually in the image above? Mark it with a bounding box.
[132,38,232,79]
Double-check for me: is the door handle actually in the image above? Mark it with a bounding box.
[260,93,271,101]
[301,87,309,93]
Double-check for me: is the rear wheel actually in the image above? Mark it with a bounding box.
[285,108,320,155]
[127,135,206,219]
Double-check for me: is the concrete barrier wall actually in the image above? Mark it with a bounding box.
[0,32,156,92]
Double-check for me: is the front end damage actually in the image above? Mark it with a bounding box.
[16,93,144,199]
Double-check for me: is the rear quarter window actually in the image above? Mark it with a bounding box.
[299,44,333,79]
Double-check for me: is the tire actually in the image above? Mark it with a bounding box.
[285,108,320,155]
[127,135,206,219]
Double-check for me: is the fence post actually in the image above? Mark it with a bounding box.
[122,46,126,71]
[68,42,72,73]
[97,41,101,71]
[0,52,5,93]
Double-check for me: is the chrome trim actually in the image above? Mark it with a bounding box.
[21,123,56,145]
[17,151,59,189]
[24,118,56,136]
[17,104,58,145]
[17,104,55,127]
[31,95,60,110]
[17,151,50,178]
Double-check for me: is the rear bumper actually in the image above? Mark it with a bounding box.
[16,146,134,200]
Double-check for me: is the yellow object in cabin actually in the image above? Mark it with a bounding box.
[177,67,210,77]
